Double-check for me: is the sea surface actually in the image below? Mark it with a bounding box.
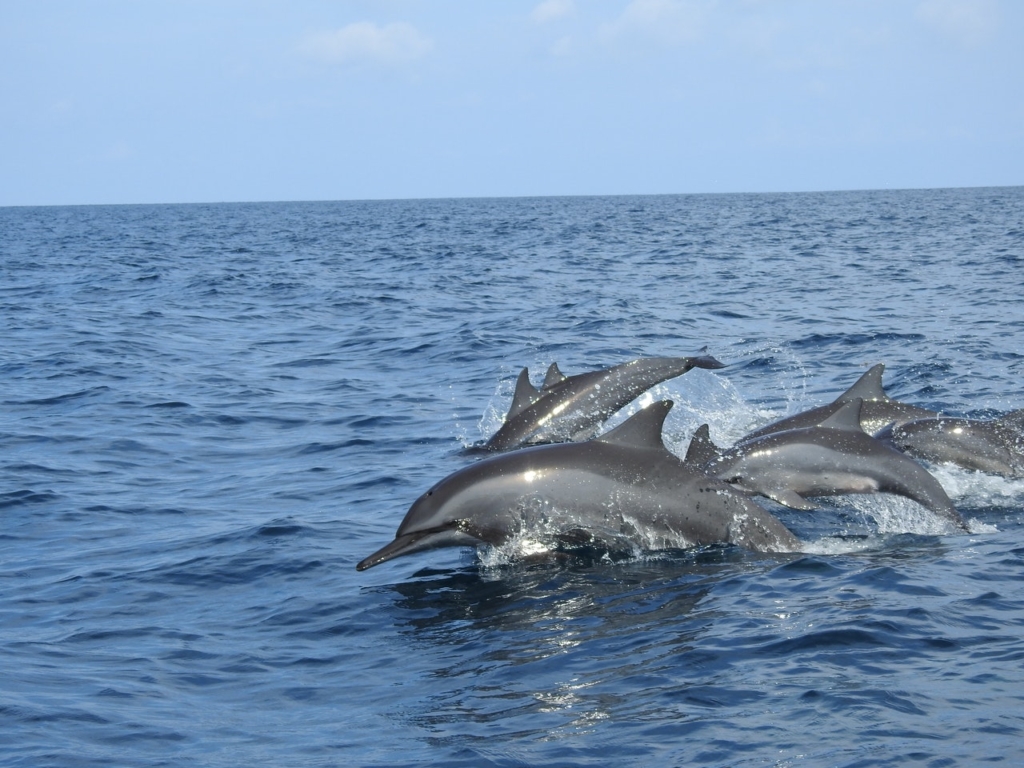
[2,187,1024,767]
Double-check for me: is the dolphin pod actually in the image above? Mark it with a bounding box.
[483,354,724,452]
[358,356,1021,573]
[357,400,800,571]
[686,399,967,531]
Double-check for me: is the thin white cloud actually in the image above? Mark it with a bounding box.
[531,0,575,24]
[599,0,713,45]
[915,0,996,48]
[298,21,433,67]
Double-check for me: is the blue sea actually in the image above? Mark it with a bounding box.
[2,187,1024,767]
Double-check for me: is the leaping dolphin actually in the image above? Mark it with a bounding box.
[742,363,937,440]
[876,409,1024,478]
[686,399,968,532]
[482,354,725,452]
[357,400,800,571]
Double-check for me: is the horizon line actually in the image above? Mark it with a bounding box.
[2,183,1021,210]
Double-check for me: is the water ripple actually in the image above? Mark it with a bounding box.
[2,189,1024,767]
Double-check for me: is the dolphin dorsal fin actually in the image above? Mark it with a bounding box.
[997,408,1024,431]
[507,368,542,419]
[836,364,888,404]
[691,353,726,370]
[542,362,567,390]
[819,398,865,431]
[684,424,721,465]
[597,400,673,451]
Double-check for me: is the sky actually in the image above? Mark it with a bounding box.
[1,0,1022,206]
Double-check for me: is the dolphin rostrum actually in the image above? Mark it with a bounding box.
[687,399,968,532]
[876,409,1024,478]
[482,354,725,452]
[357,400,800,571]
[742,363,937,440]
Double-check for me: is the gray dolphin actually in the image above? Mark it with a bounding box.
[687,399,968,531]
[743,363,937,440]
[358,400,800,571]
[483,354,725,451]
[876,409,1024,478]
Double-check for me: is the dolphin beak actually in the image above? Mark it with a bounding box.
[356,526,480,571]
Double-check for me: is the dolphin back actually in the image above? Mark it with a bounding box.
[886,416,1024,479]
[484,354,725,451]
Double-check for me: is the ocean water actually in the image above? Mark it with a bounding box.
[2,187,1024,767]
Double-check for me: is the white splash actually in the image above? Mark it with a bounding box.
[927,462,1024,507]
[800,535,885,556]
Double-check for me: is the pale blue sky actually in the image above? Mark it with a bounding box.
[2,0,1022,206]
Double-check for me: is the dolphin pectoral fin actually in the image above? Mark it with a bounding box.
[356,527,480,571]
[768,489,818,511]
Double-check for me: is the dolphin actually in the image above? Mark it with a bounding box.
[876,409,1024,478]
[482,354,725,452]
[742,363,937,440]
[357,400,800,571]
[686,399,968,532]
